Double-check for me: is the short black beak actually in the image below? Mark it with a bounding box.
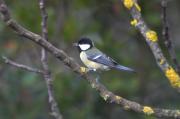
[73,43,78,47]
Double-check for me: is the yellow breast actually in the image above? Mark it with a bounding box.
[80,52,105,69]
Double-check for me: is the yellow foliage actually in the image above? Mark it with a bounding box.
[123,0,141,12]
[159,59,165,65]
[134,3,141,11]
[103,94,110,101]
[146,30,158,42]
[143,106,154,115]
[124,105,130,110]
[165,67,180,88]
[123,0,134,9]
[130,19,138,26]
[115,96,122,100]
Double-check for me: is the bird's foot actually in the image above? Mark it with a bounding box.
[80,67,88,74]
[80,67,96,74]
[95,75,100,83]
[88,68,96,72]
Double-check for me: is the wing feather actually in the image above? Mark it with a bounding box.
[87,53,117,68]
[86,50,135,72]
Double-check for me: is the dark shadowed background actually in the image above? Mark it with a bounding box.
[0,0,180,119]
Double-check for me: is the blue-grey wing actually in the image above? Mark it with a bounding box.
[87,53,118,68]
[87,52,135,72]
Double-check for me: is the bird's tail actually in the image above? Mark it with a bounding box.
[113,65,136,73]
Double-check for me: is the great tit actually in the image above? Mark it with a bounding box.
[74,37,135,72]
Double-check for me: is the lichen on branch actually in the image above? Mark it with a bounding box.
[122,0,180,90]
[0,0,180,118]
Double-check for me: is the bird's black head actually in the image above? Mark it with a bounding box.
[74,37,94,52]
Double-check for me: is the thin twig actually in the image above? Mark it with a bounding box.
[161,0,180,74]
[0,1,180,118]
[39,0,63,119]
[2,56,43,74]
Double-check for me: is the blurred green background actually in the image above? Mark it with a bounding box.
[0,0,180,119]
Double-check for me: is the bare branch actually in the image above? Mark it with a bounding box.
[0,0,180,118]
[39,0,63,119]
[121,0,180,90]
[2,56,43,74]
[161,0,180,74]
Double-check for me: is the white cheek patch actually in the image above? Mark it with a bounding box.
[79,44,90,50]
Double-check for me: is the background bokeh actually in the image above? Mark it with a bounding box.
[0,0,180,119]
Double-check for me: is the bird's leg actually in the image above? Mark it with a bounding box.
[88,68,97,72]
[95,73,100,83]
[79,67,100,83]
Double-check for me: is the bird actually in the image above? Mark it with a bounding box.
[73,37,135,73]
